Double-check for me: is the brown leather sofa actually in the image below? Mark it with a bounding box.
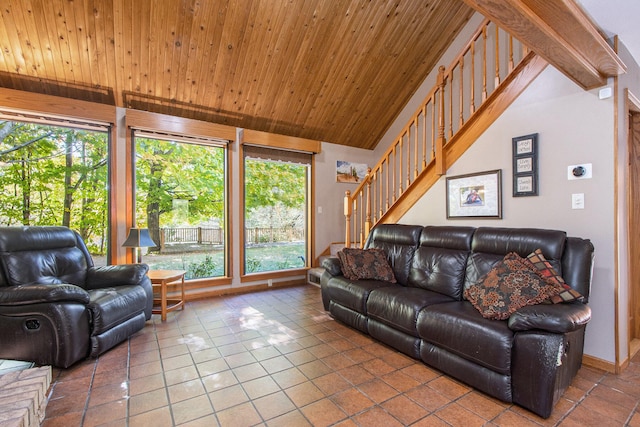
[321,224,594,418]
[0,226,153,368]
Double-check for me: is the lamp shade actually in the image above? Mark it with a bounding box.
[122,228,156,248]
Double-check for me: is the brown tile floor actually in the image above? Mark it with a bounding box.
[41,285,640,427]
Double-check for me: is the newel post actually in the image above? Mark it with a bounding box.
[364,168,372,245]
[344,190,352,248]
[436,65,447,176]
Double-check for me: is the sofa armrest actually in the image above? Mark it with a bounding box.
[508,303,591,334]
[321,257,343,277]
[0,284,90,306]
[86,264,149,290]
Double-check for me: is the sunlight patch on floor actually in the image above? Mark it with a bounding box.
[239,306,299,346]
[178,333,210,352]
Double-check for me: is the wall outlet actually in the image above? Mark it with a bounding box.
[267,279,273,287]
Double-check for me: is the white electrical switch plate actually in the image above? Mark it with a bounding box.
[572,193,585,209]
[567,163,592,180]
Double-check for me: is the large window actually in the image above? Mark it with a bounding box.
[133,133,227,279]
[243,145,310,274]
[0,118,109,264]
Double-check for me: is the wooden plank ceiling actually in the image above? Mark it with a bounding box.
[0,0,625,150]
[0,0,474,149]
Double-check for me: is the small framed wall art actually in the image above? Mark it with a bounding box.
[512,133,538,197]
[336,161,368,183]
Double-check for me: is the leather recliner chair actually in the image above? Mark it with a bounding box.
[0,226,153,368]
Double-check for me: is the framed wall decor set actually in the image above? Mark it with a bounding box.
[512,133,539,197]
[445,133,539,219]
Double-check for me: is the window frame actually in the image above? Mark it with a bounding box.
[0,101,115,263]
[239,130,319,282]
[125,109,236,287]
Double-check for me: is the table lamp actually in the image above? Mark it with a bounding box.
[122,228,156,263]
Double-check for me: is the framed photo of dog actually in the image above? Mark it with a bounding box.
[446,169,502,219]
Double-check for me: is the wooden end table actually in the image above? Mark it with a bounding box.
[148,269,186,321]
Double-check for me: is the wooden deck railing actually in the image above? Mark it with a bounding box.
[156,226,303,252]
[159,227,224,246]
[344,19,530,248]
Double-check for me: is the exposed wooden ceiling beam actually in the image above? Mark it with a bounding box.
[462,0,626,89]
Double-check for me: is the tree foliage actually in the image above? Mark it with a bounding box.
[244,158,307,228]
[134,138,226,247]
[0,122,307,259]
[0,121,108,252]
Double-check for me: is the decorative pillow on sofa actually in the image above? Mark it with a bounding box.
[464,252,564,320]
[526,248,584,304]
[337,248,397,283]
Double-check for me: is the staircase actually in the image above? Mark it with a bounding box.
[343,19,549,247]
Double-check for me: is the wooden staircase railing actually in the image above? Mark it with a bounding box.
[344,19,545,248]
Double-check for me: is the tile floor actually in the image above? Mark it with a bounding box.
[41,284,640,427]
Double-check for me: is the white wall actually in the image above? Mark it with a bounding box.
[313,142,379,260]
[399,66,617,362]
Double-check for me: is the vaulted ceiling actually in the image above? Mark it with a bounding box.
[0,1,626,150]
[0,0,474,149]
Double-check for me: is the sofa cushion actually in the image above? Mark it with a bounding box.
[87,264,150,289]
[561,237,594,301]
[417,301,514,375]
[409,248,469,299]
[464,227,567,290]
[88,285,149,335]
[0,247,89,287]
[367,287,453,336]
[408,226,473,299]
[325,276,396,314]
[0,226,90,288]
[508,303,591,333]
[464,253,563,320]
[364,224,423,285]
[526,249,584,304]
[337,248,397,283]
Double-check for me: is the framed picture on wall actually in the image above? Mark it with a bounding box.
[512,133,538,197]
[336,161,368,183]
[446,169,502,219]
[515,156,534,173]
[515,175,534,193]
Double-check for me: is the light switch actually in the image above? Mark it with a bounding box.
[572,193,585,209]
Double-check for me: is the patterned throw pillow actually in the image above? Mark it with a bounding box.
[464,252,564,320]
[526,248,584,304]
[337,248,397,283]
[336,250,356,280]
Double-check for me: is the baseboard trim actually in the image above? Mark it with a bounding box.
[184,278,307,301]
[582,354,617,373]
